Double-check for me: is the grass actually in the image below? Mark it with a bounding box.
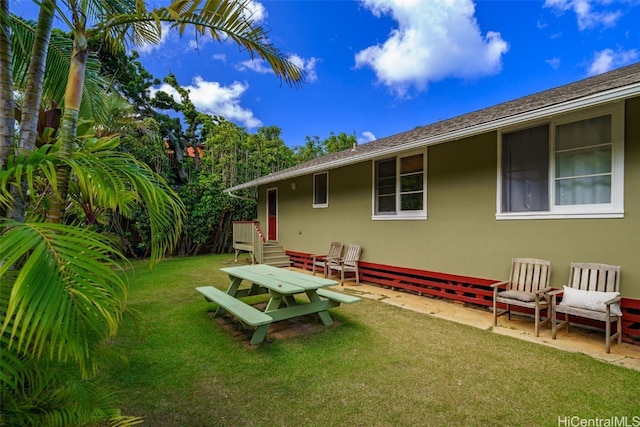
[101,254,640,426]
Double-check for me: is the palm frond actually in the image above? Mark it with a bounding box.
[0,350,143,426]
[69,136,186,266]
[10,15,109,121]
[165,0,304,87]
[0,220,129,377]
[0,144,59,211]
[98,0,304,87]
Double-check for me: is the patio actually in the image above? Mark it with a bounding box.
[330,276,640,371]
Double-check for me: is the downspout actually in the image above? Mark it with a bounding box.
[224,189,257,203]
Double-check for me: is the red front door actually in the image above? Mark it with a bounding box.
[267,188,277,241]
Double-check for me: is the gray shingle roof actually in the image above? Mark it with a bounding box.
[226,62,640,193]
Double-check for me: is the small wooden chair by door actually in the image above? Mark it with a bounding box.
[327,244,361,285]
[312,242,343,277]
[491,258,552,337]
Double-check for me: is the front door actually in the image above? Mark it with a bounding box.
[267,188,277,241]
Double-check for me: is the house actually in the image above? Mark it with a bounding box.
[225,62,640,344]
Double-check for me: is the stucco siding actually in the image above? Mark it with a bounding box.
[257,97,640,298]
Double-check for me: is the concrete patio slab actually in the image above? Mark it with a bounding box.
[337,281,640,372]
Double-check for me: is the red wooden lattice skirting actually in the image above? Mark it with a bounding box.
[286,250,640,346]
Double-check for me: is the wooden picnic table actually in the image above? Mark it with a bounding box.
[196,264,360,344]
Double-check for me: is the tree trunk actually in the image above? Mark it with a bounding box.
[48,30,87,224]
[19,0,56,152]
[6,0,57,223]
[0,0,15,170]
[166,131,188,183]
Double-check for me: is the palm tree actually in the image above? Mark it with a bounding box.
[1,0,304,423]
[45,0,304,223]
[0,0,15,169]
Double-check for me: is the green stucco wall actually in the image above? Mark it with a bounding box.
[257,97,640,298]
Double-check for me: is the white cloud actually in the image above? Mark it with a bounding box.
[355,0,509,98]
[237,59,274,74]
[287,55,320,82]
[150,76,263,129]
[245,0,268,22]
[587,48,638,75]
[544,0,624,30]
[237,55,319,82]
[186,35,213,52]
[359,131,377,144]
[546,57,561,69]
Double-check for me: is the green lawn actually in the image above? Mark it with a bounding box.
[101,254,640,426]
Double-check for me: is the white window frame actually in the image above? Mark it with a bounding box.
[372,150,427,220]
[496,102,624,220]
[313,171,329,208]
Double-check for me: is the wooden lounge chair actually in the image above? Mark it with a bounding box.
[327,243,361,285]
[312,242,343,277]
[550,262,622,353]
[491,258,552,337]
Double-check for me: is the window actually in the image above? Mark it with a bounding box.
[555,115,612,206]
[502,124,550,212]
[313,172,328,208]
[498,104,624,219]
[373,152,426,219]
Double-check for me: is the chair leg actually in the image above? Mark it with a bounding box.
[606,319,611,354]
[492,298,498,326]
[617,316,622,345]
[340,269,345,286]
[534,306,540,337]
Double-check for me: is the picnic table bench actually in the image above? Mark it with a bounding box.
[317,288,361,304]
[196,264,361,345]
[196,286,272,326]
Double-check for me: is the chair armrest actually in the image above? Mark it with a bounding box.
[604,295,621,305]
[490,280,508,289]
[549,288,563,304]
[534,287,553,295]
[326,257,343,267]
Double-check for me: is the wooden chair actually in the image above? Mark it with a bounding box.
[491,258,552,337]
[550,263,622,353]
[327,243,361,285]
[312,242,343,277]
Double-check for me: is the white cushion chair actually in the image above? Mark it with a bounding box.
[550,262,622,353]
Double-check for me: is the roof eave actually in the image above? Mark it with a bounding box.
[225,82,640,194]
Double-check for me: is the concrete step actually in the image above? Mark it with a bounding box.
[263,255,291,267]
[261,243,290,266]
[263,244,284,252]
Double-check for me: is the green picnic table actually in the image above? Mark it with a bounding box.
[196,264,360,344]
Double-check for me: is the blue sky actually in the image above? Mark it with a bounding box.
[10,0,640,148]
